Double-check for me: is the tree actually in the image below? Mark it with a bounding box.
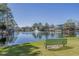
[63,19,76,36]
[76,22,79,31]
[0,22,6,37]
[38,22,43,31]
[50,24,54,28]
[44,23,49,31]
[0,3,18,34]
[32,23,38,31]
[0,3,7,10]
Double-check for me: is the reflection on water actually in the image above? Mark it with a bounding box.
[32,32,64,40]
[0,32,18,46]
[76,32,79,37]
[0,31,78,47]
[0,37,6,46]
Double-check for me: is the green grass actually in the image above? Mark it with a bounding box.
[0,42,41,56]
[0,37,79,55]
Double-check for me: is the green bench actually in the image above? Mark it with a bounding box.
[45,38,67,49]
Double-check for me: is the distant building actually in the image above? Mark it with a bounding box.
[21,27,32,32]
[49,25,55,32]
[75,22,79,31]
[55,24,63,33]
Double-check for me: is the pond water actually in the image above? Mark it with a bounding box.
[0,31,79,46]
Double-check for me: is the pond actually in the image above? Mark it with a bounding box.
[0,31,79,47]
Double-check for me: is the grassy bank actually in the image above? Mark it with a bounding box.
[0,37,79,56]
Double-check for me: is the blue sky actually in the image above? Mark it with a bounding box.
[8,3,79,27]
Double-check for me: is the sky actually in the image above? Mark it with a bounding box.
[8,3,79,27]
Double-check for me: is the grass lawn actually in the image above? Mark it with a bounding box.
[0,37,79,56]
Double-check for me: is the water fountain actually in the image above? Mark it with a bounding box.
[34,27,39,33]
[33,27,40,38]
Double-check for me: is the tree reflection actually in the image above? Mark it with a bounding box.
[32,32,42,39]
[0,32,17,46]
[50,32,54,38]
[32,33,38,38]
[38,33,42,39]
[32,31,50,40]
[57,32,64,38]
[43,32,49,39]
[0,37,6,46]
